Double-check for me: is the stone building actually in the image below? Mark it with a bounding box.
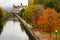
[11,3,26,13]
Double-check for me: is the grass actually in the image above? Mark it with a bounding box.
[41,31,60,40]
[52,31,60,34]
[42,30,60,34]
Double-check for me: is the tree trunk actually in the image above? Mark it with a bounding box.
[50,31,51,38]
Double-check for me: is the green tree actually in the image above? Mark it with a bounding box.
[34,0,60,12]
[45,0,60,12]
[0,8,3,18]
[0,8,3,34]
[34,0,50,4]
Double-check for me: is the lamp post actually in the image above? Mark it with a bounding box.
[55,30,58,40]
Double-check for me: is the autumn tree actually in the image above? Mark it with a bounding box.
[57,14,60,30]
[42,8,59,37]
[37,8,59,38]
[22,0,36,23]
[31,8,59,37]
[38,8,59,32]
[30,8,59,32]
[30,4,44,28]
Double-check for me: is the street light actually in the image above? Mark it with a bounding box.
[55,30,58,40]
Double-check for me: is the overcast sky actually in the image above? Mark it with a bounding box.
[0,0,28,8]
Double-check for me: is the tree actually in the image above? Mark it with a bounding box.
[42,8,59,37]
[38,8,59,32]
[30,8,59,37]
[0,8,3,18]
[30,4,44,28]
[30,8,59,31]
[45,0,60,12]
[34,0,51,4]
[34,0,60,12]
[0,7,8,34]
[57,14,60,30]
[22,1,36,23]
[0,8,3,34]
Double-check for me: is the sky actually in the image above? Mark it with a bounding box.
[0,0,28,11]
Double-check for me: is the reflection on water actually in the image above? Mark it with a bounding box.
[0,23,3,34]
[0,20,29,40]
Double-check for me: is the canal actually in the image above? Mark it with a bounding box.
[0,20,29,40]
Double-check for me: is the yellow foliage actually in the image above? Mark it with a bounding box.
[29,0,34,5]
[0,7,8,16]
[22,4,36,19]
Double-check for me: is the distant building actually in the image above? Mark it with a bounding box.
[11,3,26,13]
[11,0,33,13]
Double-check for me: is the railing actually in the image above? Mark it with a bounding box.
[0,13,13,22]
[15,14,39,40]
[0,15,9,22]
[0,13,40,40]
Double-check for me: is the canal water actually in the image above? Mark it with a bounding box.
[0,20,29,40]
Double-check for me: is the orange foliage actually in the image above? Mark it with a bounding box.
[39,8,58,31]
[30,8,59,32]
[30,17,36,24]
